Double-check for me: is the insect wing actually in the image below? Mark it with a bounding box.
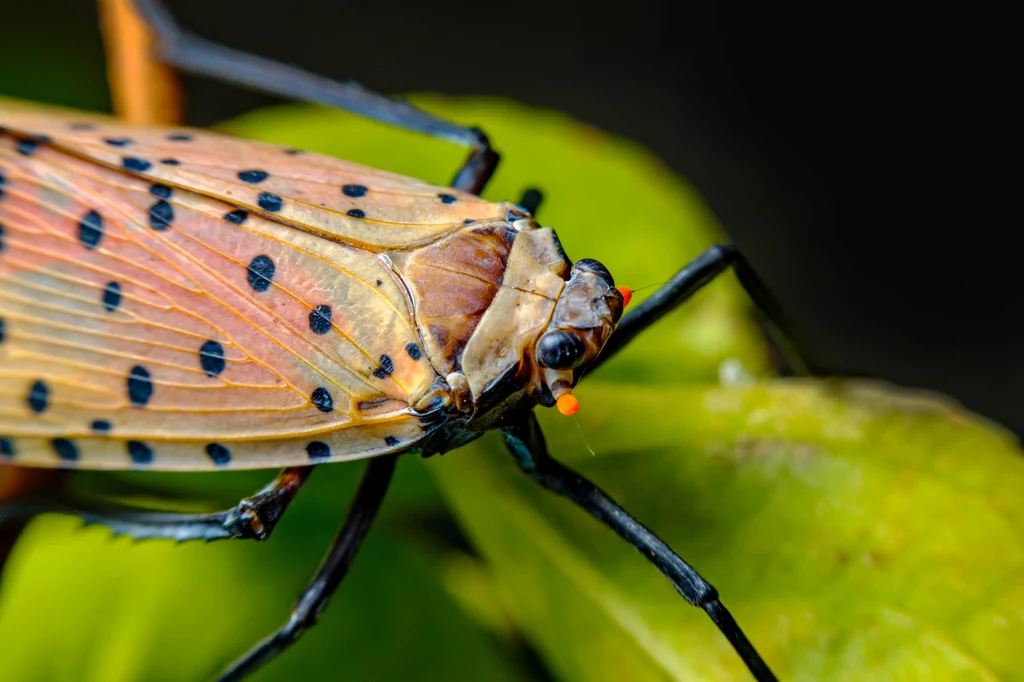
[0,99,506,249]
[0,100,474,470]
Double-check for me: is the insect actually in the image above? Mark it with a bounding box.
[0,2,804,680]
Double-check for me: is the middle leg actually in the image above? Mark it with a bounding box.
[0,466,314,543]
[216,454,398,681]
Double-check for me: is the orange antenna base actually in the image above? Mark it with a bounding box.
[617,286,633,307]
[557,393,580,416]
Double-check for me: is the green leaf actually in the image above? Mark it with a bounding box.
[0,461,531,682]
[431,380,1024,681]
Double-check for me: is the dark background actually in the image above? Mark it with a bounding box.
[3,1,1018,434]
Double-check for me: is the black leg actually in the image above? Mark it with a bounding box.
[591,244,812,376]
[501,415,778,682]
[216,454,398,682]
[518,187,544,216]
[131,0,499,194]
[0,467,313,543]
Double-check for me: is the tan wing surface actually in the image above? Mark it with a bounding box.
[0,98,507,251]
[0,108,449,471]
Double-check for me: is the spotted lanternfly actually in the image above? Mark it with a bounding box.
[0,2,800,681]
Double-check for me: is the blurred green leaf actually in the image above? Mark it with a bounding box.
[431,380,1024,681]
[0,460,531,682]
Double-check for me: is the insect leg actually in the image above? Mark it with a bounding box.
[216,454,397,682]
[501,415,778,682]
[129,0,498,193]
[591,244,812,376]
[0,467,313,543]
[518,187,544,216]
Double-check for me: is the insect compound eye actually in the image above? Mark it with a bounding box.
[573,258,615,287]
[536,331,587,370]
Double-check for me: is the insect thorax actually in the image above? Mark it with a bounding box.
[396,211,621,434]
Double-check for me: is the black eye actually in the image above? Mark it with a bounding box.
[536,331,586,370]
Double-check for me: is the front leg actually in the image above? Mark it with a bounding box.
[592,244,812,377]
[0,466,314,543]
[216,454,397,681]
[501,414,778,682]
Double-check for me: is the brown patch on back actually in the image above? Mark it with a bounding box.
[398,225,515,375]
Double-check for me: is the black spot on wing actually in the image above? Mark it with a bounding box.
[160,158,180,166]
[342,184,367,198]
[16,139,37,156]
[150,183,172,199]
[78,210,103,249]
[0,437,14,458]
[384,436,400,446]
[122,157,151,172]
[52,438,78,462]
[149,199,174,231]
[238,170,269,184]
[127,365,153,407]
[0,317,5,345]
[307,441,330,461]
[438,193,457,204]
[167,133,192,142]
[406,343,422,360]
[90,419,112,433]
[127,440,154,465]
[27,380,48,414]
[102,281,121,312]
[206,442,231,466]
[258,192,283,212]
[199,340,226,377]
[224,209,248,224]
[309,305,332,334]
[105,137,132,147]
[311,387,333,412]
[373,354,394,379]
[247,255,275,292]
[347,209,365,218]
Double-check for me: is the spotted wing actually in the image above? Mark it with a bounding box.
[0,98,508,251]
[0,109,445,471]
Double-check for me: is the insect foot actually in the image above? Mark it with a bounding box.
[221,467,313,541]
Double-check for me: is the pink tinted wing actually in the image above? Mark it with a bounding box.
[0,102,458,471]
[0,99,508,250]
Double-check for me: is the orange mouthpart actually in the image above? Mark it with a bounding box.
[617,286,633,307]
[556,393,580,416]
